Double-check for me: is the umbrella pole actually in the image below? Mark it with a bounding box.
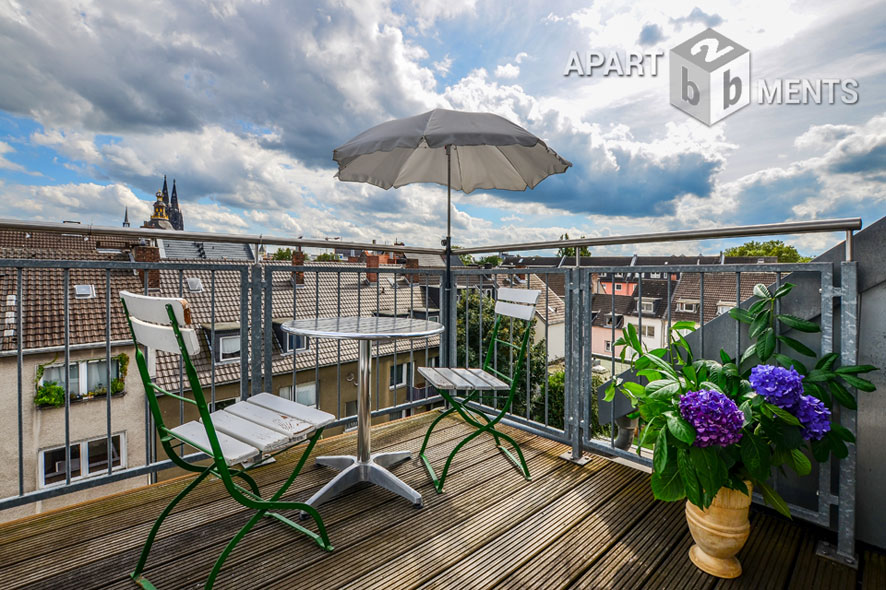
[444,144,453,368]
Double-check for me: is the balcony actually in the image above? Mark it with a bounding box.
[0,217,885,589]
[1,412,883,590]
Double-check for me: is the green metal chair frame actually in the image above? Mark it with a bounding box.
[121,293,333,590]
[419,288,538,493]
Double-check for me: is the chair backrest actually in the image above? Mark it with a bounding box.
[494,287,540,320]
[120,291,201,356]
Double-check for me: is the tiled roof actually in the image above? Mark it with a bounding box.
[627,279,672,319]
[0,230,139,253]
[503,255,779,266]
[159,239,255,261]
[0,248,142,351]
[152,261,440,391]
[589,294,635,328]
[671,272,778,324]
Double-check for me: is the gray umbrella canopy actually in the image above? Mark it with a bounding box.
[333,108,572,194]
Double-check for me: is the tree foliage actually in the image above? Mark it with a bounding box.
[271,247,294,261]
[314,252,337,262]
[557,233,591,257]
[723,240,811,263]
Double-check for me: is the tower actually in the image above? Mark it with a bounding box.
[169,179,184,231]
[142,182,174,230]
[161,175,169,205]
[122,207,130,228]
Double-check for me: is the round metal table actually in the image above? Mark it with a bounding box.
[281,316,444,508]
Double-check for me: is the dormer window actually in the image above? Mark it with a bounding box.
[677,300,699,313]
[218,335,241,362]
[203,322,242,363]
[283,334,309,354]
[74,285,96,300]
[640,300,655,314]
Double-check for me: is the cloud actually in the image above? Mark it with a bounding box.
[670,7,723,29]
[433,55,453,76]
[0,141,28,173]
[638,23,663,46]
[494,63,520,79]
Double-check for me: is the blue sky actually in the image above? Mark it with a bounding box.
[0,0,884,256]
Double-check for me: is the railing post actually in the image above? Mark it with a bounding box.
[250,265,263,397]
[561,268,589,464]
[838,261,859,565]
[444,270,457,368]
[263,265,274,394]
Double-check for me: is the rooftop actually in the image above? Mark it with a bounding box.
[0,413,881,590]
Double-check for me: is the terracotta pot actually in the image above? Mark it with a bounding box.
[685,481,753,578]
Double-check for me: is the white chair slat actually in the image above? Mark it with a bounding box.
[418,367,455,390]
[464,368,510,390]
[494,300,535,321]
[130,317,201,356]
[247,393,336,428]
[121,291,190,327]
[433,367,476,389]
[496,287,540,305]
[208,410,290,453]
[169,421,259,466]
[225,400,315,443]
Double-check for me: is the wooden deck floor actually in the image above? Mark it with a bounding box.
[1,412,883,590]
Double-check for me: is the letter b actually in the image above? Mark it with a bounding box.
[723,69,742,109]
[682,67,700,105]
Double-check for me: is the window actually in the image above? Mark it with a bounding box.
[73,284,96,299]
[282,334,309,355]
[640,300,655,314]
[280,382,317,407]
[678,302,699,313]
[41,359,120,396]
[218,335,241,362]
[186,277,203,293]
[615,284,623,292]
[641,325,655,338]
[40,434,124,487]
[717,304,732,316]
[427,315,439,323]
[604,340,612,352]
[389,361,413,389]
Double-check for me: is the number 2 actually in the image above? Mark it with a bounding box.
[691,37,734,62]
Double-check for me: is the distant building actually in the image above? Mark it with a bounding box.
[141,176,184,231]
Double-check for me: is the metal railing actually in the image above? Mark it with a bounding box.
[0,216,862,565]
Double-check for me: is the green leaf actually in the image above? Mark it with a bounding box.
[690,447,728,508]
[729,307,754,324]
[644,353,679,379]
[830,423,856,443]
[622,381,647,398]
[753,284,771,299]
[678,449,703,508]
[741,343,757,365]
[740,431,771,480]
[604,380,617,402]
[766,403,801,426]
[650,452,685,502]
[749,311,771,339]
[806,369,835,383]
[777,335,816,357]
[726,476,749,496]
[756,328,776,361]
[666,412,696,445]
[626,322,641,352]
[738,400,753,424]
[811,439,830,462]
[835,364,877,375]
[637,399,671,421]
[749,299,769,315]
[804,382,830,406]
[773,283,794,298]
[827,432,849,459]
[682,364,698,387]
[637,415,665,449]
[670,321,697,332]
[773,353,807,375]
[840,374,877,392]
[777,314,820,333]
[789,448,812,476]
[720,350,733,364]
[757,479,792,519]
[815,353,840,371]
[653,428,669,474]
[699,381,724,394]
[828,380,857,409]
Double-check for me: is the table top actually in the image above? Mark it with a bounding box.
[280,316,445,341]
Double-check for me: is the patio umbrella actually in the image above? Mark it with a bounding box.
[333,108,571,361]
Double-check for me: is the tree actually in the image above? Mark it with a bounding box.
[314,252,337,262]
[475,255,502,267]
[557,233,591,257]
[452,245,474,266]
[723,240,811,263]
[271,247,294,261]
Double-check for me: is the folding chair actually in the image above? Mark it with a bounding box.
[418,287,540,493]
[120,291,335,590]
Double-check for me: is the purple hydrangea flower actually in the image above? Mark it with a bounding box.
[750,365,805,409]
[679,389,745,448]
[793,395,832,441]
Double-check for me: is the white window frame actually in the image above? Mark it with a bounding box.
[427,314,439,323]
[717,304,732,316]
[39,433,126,488]
[641,324,655,338]
[40,358,121,396]
[218,334,241,363]
[389,361,413,390]
[678,302,699,313]
[640,301,655,314]
[615,283,623,292]
[604,340,612,352]
[282,334,309,355]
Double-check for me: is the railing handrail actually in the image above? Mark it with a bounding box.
[455,217,862,255]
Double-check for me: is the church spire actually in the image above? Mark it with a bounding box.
[123,206,130,228]
[161,175,169,205]
[169,178,184,231]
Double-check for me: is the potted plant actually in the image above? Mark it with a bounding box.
[607,282,876,578]
[35,381,66,408]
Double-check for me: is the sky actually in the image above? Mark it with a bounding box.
[0,0,884,257]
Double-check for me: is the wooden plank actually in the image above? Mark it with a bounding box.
[786,531,855,590]
[428,474,653,590]
[862,549,886,590]
[714,512,802,590]
[642,529,715,590]
[496,287,540,305]
[0,414,467,589]
[495,300,535,321]
[463,368,510,390]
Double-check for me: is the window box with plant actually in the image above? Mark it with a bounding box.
[606,283,877,579]
[34,352,129,408]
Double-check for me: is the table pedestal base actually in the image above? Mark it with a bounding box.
[301,451,422,513]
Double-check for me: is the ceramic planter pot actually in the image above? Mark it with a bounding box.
[684,481,753,578]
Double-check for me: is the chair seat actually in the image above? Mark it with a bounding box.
[247,393,336,428]
[169,421,260,466]
[225,401,315,443]
[207,409,291,453]
[418,367,510,391]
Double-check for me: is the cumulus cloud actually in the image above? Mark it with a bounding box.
[494,63,520,79]
[0,141,28,173]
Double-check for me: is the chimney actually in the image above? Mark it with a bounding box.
[366,254,379,282]
[516,264,527,281]
[405,258,419,283]
[291,250,305,286]
[133,244,160,289]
